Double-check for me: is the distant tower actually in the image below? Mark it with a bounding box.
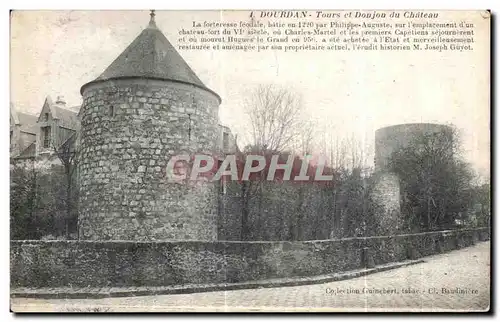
[372,123,453,234]
[78,11,221,240]
[375,123,453,172]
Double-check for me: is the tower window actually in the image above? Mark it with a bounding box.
[108,105,115,117]
[223,132,229,151]
[187,114,192,141]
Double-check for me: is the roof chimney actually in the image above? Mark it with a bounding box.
[56,95,66,106]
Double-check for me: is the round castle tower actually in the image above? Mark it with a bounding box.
[375,123,453,172]
[371,123,453,234]
[78,12,221,240]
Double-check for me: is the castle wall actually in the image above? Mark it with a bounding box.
[78,78,220,241]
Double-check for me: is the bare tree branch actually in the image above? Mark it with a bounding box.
[244,84,304,153]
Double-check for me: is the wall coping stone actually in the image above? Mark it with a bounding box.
[11,227,489,246]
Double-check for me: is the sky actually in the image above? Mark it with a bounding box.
[10,10,490,178]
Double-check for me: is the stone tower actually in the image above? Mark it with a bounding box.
[372,123,453,235]
[78,12,221,241]
[375,123,453,172]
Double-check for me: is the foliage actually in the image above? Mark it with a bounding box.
[467,183,491,227]
[232,84,384,240]
[10,163,37,239]
[325,167,383,238]
[10,161,78,240]
[387,127,477,232]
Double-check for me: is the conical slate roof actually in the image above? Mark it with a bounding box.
[82,12,219,101]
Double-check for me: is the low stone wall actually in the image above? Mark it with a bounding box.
[11,227,489,288]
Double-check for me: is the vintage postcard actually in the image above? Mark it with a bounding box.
[9,9,490,313]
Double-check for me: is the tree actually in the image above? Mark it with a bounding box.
[318,130,375,238]
[295,120,316,156]
[52,132,79,238]
[10,159,68,240]
[244,84,305,153]
[473,183,491,227]
[387,126,476,232]
[238,84,310,240]
[10,161,37,239]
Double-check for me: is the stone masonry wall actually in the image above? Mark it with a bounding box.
[371,172,401,235]
[10,228,489,288]
[79,79,220,241]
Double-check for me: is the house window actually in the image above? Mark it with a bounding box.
[44,113,49,122]
[42,126,51,148]
[222,132,229,151]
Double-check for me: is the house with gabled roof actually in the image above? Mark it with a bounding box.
[10,103,38,158]
[35,95,80,158]
[10,95,81,163]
